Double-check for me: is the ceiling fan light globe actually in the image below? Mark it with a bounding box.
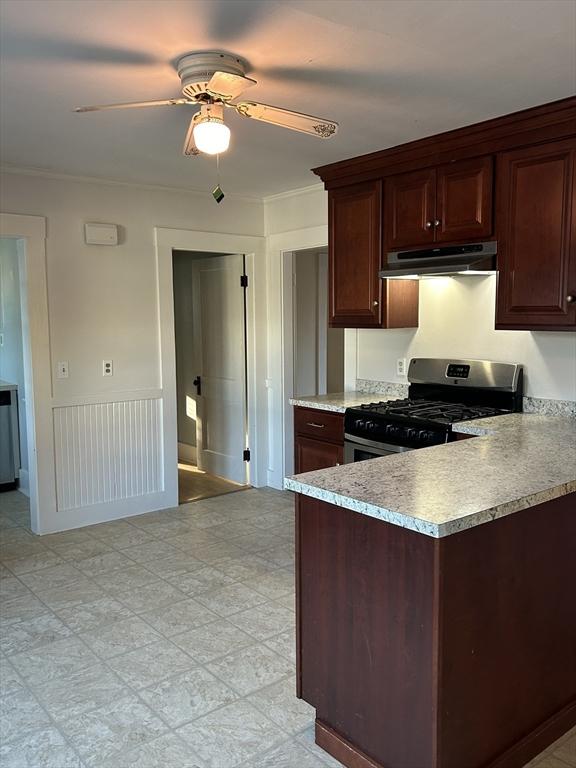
[193,119,231,155]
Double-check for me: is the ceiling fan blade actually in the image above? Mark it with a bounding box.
[183,116,201,157]
[74,98,192,113]
[232,101,338,138]
[207,71,257,101]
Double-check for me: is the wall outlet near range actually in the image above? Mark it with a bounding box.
[57,361,69,379]
[396,358,407,377]
[102,360,113,377]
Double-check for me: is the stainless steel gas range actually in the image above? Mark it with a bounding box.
[344,358,523,463]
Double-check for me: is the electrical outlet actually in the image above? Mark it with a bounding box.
[396,358,407,377]
[102,360,113,377]
[57,361,69,379]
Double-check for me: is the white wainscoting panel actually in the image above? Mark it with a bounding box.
[53,398,163,511]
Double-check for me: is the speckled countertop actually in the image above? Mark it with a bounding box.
[289,392,394,412]
[285,413,576,538]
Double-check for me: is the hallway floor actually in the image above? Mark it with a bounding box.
[1,489,575,768]
[177,463,246,505]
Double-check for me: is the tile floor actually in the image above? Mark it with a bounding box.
[1,488,575,768]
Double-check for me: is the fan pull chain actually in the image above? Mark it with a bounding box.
[212,154,225,204]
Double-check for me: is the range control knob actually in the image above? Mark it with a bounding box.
[406,427,417,440]
[366,421,377,431]
[386,424,399,436]
[354,419,365,430]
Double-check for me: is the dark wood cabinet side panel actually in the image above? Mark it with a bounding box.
[384,278,419,328]
[436,156,493,242]
[329,181,382,327]
[496,139,576,328]
[438,493,576,768]
[298,495,437,768]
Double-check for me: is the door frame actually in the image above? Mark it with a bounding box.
[0,213,56,533]
[155,227,266,506]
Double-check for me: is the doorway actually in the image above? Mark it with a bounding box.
[172,250,249,504]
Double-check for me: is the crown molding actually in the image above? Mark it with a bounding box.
[0,164,264,204]
[263,182,325,204]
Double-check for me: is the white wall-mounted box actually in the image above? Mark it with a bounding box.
[84,222,118,246]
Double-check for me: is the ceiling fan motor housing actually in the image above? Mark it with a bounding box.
[177,52,248,100]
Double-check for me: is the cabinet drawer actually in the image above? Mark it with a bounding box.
[294,407,344,444]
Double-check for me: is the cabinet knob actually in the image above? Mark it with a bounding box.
[434,219,441,227]
[425,221,433,230]
[373,300,379,307]
[567,295,575,303]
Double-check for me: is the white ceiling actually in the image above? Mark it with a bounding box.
[1,0,574,198]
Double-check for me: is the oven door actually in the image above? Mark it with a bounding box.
[344,433,415,463]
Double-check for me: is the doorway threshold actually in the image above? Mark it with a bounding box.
[177,462,249,504]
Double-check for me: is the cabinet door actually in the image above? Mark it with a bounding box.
[436,157,493,242]
[295,436,343,474]
[496,139,576,329]
[329,181,382,328]
[385,169,435,250]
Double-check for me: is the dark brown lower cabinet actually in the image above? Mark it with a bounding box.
[296,492,576,768]
[294,407,344,474]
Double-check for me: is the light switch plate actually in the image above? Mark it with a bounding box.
[57,361,69,379]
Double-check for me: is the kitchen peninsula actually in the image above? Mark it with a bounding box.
[285,412,576,768]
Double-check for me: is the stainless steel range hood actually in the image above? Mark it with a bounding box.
[380,241,497,278]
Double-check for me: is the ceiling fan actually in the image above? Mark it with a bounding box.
[75,51,339,156]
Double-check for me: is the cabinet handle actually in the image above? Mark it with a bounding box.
[434,219,441,227]
[425,221,433,230]
[567,295,575,303]
[306,422,325,429]
[335,462,341,466]
[373,300,379,307]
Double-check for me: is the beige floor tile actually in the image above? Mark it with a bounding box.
[177,699,286,768]
[0,592,52,626]
[0,612,73,656]
[249,738,333,768]
[0,577,33,601]
[140,666,238,727]
[80,616,162,659]
[95,732,203,768]
[264,628,297,664]
[171,618,255,664]
[0,725,83,768]
[240,568,295,600]
[106,639,197,690]
[552,733,576,765]
[248,675,314,734]
[207,643,293,696]
[143,552,204,580]
[92,564,158,594]
[212,553,278,581]
[34,580,106,612]
[48,538,114,562]
[140,597,218,636]
[61,693,167,767]
[3,550,65,575]
[0,659,27,698]
[194,582,269,617]
[10,636,99,685]
[73,550,136,577]
[56,595,133,633]
[119,540,179,563]
[33,662,130,721]
[168,565,235,595]
[0,687,51,744]
[228,602,295,642]
[18,563,84,593]
[116,580,187,614]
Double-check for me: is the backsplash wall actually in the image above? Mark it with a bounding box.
[353,275,576,402]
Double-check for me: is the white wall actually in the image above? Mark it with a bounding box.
[356,276,576,401]
[0,237,28,472]
[0,171,264,530]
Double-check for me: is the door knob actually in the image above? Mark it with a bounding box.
[193,375,201,395]
[567,295,575,303]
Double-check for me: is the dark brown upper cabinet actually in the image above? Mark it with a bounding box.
[329,180,382,328]
[328,180,419,329]
[385,157,493,251]
[496,139,576,330]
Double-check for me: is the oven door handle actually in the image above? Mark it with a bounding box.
[344,433,415,453]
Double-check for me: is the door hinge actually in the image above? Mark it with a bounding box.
[240,274,248,288]
[243,448,251,462]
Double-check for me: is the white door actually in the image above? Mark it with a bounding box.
[191,254,247,484]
